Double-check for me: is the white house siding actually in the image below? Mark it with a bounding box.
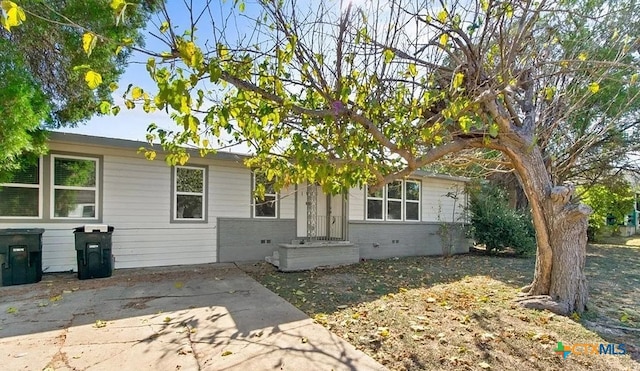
[422,178,467,223]
[210,164,251,218]
[348,187,366,221]
[101,155,216,269]
[279,185,296,219]
[0,139,251,272]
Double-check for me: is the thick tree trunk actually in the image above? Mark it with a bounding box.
[504,144,590,315]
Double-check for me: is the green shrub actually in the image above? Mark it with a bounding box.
[468,182,536,256]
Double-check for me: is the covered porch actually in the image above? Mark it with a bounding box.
[269,183,358,271]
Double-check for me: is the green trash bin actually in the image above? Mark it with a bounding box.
[74,225,114,280]
[0,228,45,286]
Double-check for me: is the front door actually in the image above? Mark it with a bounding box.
[295,183,346,240]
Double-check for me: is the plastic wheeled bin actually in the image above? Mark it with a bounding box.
[74,224,115,280]
[0,228,45,286]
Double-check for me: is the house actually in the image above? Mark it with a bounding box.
[0,132,470,273]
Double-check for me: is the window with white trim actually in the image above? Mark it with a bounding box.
[405,180,421,220]
[52,155,99,219]
[366,180,421,221]
[174,166,206,220]
[366,187,384,220]
[0,158,42,218]
[387,181,403,220]
[253,172,277,218]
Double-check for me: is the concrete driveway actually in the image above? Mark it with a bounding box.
[0,263,385,370]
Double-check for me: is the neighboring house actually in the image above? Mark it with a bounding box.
[0,132,470,273]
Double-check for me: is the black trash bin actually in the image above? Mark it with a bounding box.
[0,228,45,286]
[74,225,114,280]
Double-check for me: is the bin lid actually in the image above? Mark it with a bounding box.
[75,224,113,233]
[0,228,45,236]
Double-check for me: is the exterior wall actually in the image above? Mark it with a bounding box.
[350,221,470,260]
[348,178,468,223]
[422,178,467,223]
[0,133,473,272]
[0,139,250,272]
[217,218,296,262]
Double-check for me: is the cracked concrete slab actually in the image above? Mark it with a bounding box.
[1,264,385,370]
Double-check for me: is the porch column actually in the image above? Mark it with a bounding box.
[306,184,317,240]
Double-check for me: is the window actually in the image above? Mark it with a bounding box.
[366,187,383,220]
[387,181,403,220]
[405,180,421,221]
[0,158,42,218]
[254,172,277,218]
[52,155,98,219]
[366,180,421,221]
[174,166,206,221]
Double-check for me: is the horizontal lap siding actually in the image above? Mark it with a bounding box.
[422,179,467,223]
[210,165,251,218]
[280,185,296,219]
[101,155,216,270]
[348,188,365,221]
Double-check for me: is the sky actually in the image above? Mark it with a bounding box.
[55,0,260,149]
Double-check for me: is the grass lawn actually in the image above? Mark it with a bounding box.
[239,242,640,371]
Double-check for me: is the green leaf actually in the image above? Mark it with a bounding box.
[98,101,111,114]
[488,123,499,137]
[84,70,102,89]
[238,1,245,12]
[383,49,395,64]
[82,32,98,57]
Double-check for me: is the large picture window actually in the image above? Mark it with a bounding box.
[0,158,42,218]
[253,172,277,218]
[174,166,206,221]
[52,155,98,219]
[366,180,421,221]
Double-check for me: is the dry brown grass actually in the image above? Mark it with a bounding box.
[241,245,640,371]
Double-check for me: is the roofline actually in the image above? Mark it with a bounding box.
[48,131,250,162]
[413,170,470,183]
[48,132,470,182]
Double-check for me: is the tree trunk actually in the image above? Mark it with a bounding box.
[504,144,590,315]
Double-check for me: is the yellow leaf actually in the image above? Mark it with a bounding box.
[439,34,449,46]
[85,70,102,89]
[578,52,587,61]
[174,282,184,289]
[452,72,464,89]
[221,350,233,357]
[110,0,125,10]
[408,63,417,77]
[131,87,143,100]
[1,1,26,31]
[588,82,599,94]
[377,327,390,337]
[630,74,638,85]
[82,32,97,57]
[437,9,448,23]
